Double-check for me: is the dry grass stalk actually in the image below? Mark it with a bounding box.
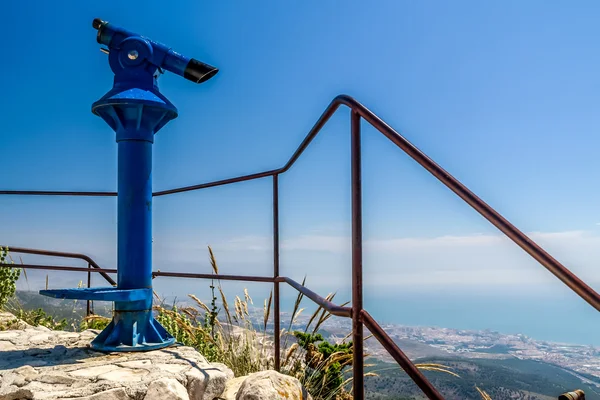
[263,290,272,332]
[188,294,211,313]
[476,386,493,400]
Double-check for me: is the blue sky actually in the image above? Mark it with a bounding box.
[3,1,600,342]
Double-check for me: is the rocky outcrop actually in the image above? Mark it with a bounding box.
[144,378,189,400]
[219,371,312,400]
[0,315,232,400]
[220,376,246,399]
[0,312,30,330]
[0,313,314,400]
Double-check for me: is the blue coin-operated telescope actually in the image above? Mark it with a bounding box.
[40,19,218,352]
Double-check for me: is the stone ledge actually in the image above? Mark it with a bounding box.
[0,322,231,400]
[0,313,312,400]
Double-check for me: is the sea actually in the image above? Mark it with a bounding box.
[148,277,600,346]
[276,290,600,346]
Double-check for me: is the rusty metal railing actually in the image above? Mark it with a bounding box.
[2,94,600,400]
[6,247,116,316]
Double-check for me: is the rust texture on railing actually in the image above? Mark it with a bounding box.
[351,109,365,393]
[272,174,281,371]
[0,190,117,196]
[361,310,445,400]
[3,94,600,399]
[277,277,352,317]
[5,247,117,318]
[7,247,116,286]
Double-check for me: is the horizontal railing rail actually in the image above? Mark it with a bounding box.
[3,94,599,399]
[7,247,116,286]
[4,247,117,316]
[0,261,352,319]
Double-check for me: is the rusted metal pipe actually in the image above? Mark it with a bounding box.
[361,310,445,400]
[336,95,600,313]
[273,174,281,371]
[153,170,278,197]
[87,263,92,316]
[278,277,352,317]
[1,264,118,275]
[2,263,351,320]
[0,264,277,283]
[0,190,116,196]
[152,271,276,282]
[351,110,365,399]
[5,246,116,286]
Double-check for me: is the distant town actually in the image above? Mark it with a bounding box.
[259,308,600,385]
[319,316,600,383]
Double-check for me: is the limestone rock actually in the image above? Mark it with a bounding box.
[37,372,77,385]
[97,367,148,382]
[0,313,29,331]
[0,327,233,400]
[219,376,246,400]
[144,378,189,400]
[67,387,131,400]
[0,386,33,400]
[210,363,235,380]
[13,366,38,381]
[235,370,312,400]
[186,365,229,400]
[0,323,314,400]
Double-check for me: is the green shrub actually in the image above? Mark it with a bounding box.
[13,307,68,330]
[293,331,353,399]
[80,314,111,331]
[0,247,20,310]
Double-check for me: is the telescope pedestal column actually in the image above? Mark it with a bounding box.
[40,85,178,352]
[90,88,177,352]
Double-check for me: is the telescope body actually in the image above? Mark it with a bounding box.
[94,18,218,84]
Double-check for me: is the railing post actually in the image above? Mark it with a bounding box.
[273,174,281,371]
[86,263,92,316]
[351,110,364,399]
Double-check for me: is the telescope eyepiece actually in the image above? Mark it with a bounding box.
[92,18,105,30]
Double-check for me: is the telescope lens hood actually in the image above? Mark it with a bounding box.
[184,58,219,84]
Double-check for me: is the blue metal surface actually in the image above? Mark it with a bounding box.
[93,18,218,84]
[39,18,218,352]
[40,288,152,302]
[91,310,173,352]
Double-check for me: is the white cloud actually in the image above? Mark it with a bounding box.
[198,229,600,291]
[219,235,272,252]
[214,229,595,254]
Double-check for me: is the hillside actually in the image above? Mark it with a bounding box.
[365,357,600,400]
